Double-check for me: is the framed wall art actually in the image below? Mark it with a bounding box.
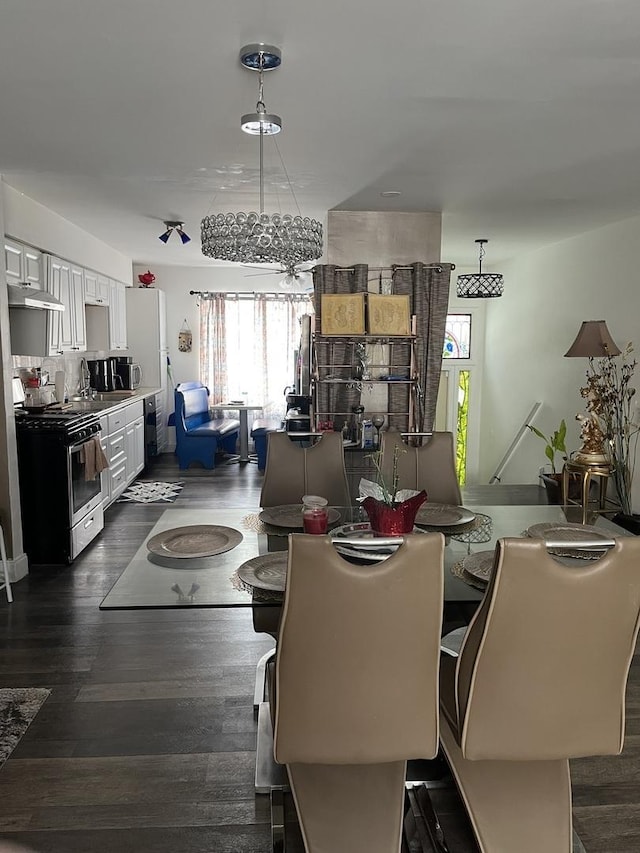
[320,293,366,335]
[367,294,411,336]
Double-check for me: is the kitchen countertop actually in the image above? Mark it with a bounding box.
[61,386,163,414]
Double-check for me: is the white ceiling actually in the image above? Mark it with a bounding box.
[2,0,640,270]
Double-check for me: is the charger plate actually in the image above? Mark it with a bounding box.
[415,503,476,528]
[460,550,494,584]
[331,522,425,562]
[259,505,341,529]
[146,525,243,559]
[236,552,288,593]
[525,521,612,558]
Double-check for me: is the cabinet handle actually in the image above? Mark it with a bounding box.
[83,516,94,529]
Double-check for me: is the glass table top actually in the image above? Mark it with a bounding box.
[99,504,629,610]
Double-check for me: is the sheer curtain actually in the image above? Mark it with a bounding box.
[199,293,313,419]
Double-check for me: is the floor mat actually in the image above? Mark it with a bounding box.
[117,481,184,504]
[0,687,51,768]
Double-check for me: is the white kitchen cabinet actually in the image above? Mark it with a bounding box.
[4,238,44,289]
[109,280,128,350]
[99,416,111,508]
[47,257,86,354]
[100,400,145,509]
[125,417,145,481]
[69,265,87,351]
[84,270,109,305]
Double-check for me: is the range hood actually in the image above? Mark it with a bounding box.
[7,283,65,311]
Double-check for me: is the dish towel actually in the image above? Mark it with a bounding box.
[81,437,109,481]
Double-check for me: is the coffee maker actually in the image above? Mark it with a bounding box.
[88,358,120,392]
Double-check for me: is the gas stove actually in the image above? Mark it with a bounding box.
[15,408,101,442]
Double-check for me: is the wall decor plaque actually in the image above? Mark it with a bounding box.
[320,293,366,335]
[367,294,411,336]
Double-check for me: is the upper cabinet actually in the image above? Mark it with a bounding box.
[108,280,128,350]
[7,236,128,356]
[84,270,110,306]
[47,258,86,354]
[5,238,44,289]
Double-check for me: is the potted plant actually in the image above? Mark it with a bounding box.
[527,419,568,504]
[360,445,427,534]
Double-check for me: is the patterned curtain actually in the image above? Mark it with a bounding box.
[199,293,227,399]
[390,262,452,432]
[312,264,369,432]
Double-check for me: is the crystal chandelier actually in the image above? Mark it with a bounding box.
[201,44,323,266]
[456,238,504,298]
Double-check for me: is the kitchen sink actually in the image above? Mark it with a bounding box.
[92,391,138,401]
[67,391,138,403]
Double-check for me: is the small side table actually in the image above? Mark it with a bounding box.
[562,459,612,524]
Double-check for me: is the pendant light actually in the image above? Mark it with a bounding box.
[200,44,323,266]
[456,239,504,298]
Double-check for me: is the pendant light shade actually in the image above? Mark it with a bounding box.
[200,44,323,266]
[456,239,504,298]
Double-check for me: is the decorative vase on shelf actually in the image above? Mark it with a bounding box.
[362,490,428,535]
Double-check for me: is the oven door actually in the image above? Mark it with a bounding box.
[68,436,104,527]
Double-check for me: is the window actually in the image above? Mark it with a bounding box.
[443,313,471,359]
[199,292,313,419]
[437,313,473,483]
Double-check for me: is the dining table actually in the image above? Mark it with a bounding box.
[214,401,264,463]
[100,501,628,611]
[99,500,629,797]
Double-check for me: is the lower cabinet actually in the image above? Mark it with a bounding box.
[99,400,145,509]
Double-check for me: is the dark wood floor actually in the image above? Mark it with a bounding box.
[0,457,638,852]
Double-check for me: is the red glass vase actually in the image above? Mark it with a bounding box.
[362,490,428,535]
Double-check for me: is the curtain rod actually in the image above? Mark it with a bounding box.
[332,263,455,273]
[189,290,310,298]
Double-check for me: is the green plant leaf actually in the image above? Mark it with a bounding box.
[527,425,546,441]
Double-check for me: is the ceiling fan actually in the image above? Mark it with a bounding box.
[242,262,315,292]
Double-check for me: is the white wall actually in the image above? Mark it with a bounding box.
[131,263,293,389]
[480,215,640,508]
[3,182,132,283]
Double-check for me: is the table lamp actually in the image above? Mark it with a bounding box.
[564,320,621,464]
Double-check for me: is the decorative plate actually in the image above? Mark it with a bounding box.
[415,504,476,528]
[525,521,615,559]
[461,550,495,584]
[146,525,243,559]
[236,552,288,593]
[331,522,425,561]
[525,521,610,543]
[259,505,341,529]
[333,543,398,562]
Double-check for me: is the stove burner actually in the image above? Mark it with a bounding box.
[15,408,101,441]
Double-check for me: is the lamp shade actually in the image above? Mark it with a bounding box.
[564,320,621,358]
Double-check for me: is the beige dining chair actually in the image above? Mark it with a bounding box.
[380,429,462,506]
[271,532,445,853]
[438,535,640,853]
[259,431,350,507]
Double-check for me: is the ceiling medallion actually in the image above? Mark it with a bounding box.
[200,44,323,266]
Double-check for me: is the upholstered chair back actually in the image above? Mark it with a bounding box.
[380,429,462,506]
[259,431,350,507]
[454,536,640,761]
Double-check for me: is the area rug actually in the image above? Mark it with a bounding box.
[0,687,51,768]
[118,481,184,504]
